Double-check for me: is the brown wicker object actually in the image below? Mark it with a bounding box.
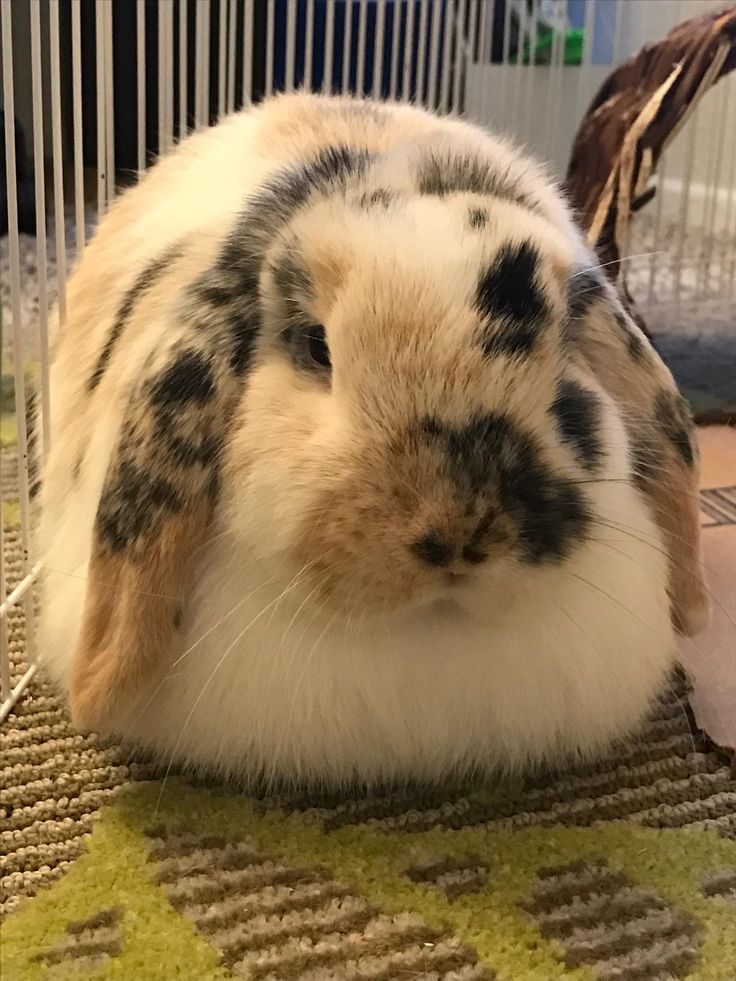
[566,5,736,278]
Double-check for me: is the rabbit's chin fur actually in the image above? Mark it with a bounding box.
[43,470,674,787]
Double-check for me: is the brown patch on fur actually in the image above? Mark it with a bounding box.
[631,422,709,637]
[70,504,211,729]
[292,437,514,613]
[302,241,350,324]
[292,457,432,612]
[574,301,709,636]
[656,473,709,636]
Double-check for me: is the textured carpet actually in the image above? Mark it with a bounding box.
[2,526,736,978]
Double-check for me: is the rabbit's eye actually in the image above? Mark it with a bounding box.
[305,325,331,370]
[284,322,331,376]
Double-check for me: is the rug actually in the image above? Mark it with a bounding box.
[2,501,736,976]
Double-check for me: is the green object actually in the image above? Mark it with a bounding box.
[513,27,585,66]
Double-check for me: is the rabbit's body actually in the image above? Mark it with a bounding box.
[40,94,707,785]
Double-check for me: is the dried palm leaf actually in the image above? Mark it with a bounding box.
[566,5,736,276]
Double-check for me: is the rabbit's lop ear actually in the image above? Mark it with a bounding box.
[70,345,226,729]
[567,267,709,637]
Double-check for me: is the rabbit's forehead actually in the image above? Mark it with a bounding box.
[289,193,572,331]
[297,188,571,270]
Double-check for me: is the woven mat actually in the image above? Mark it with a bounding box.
[2,517,736,980]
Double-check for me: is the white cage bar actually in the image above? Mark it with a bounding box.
[1,0,734,721]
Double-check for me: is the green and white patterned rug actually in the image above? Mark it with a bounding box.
[3,772,736,980]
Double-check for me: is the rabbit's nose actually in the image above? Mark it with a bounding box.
[410,532,489,569]
[410,533,453,568]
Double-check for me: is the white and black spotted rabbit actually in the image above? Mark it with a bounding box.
[40,94,708,785]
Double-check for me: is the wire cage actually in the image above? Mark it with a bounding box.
[1,0,735,721]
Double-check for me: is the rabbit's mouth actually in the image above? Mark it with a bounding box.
[429,596,465,618]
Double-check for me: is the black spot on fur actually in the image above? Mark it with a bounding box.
[269,248,315,338]
[272,251,314,304]
[468,207,488,230]
[150,350,214,409]
[563,270,648,361]
[97,461,182,552]
[454,508,498,565]
[146,351,224,469]
[627,332,645,360]
[193,281,236,309]
[189,266,259,378]
[251,145,373,230]
[462,545,488,565]
[88,245,183,392]
[614,310,646,360]
[654,391,695,467]
[567,269,606,322]
[417,151,537,210]
[551,379,602,471]
[360,188,394,209]
[621,292,655,345]
[229,322,259,375]
[411,533,453,568]
[164,432,222,468]
[419,414,590,563]
[476,242,548,357]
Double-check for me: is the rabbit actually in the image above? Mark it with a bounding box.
[38,93,709,787]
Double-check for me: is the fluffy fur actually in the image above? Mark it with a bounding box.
[39,94,708,786]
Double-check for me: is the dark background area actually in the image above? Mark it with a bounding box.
[56,0,509,179]
[4,0,526,215]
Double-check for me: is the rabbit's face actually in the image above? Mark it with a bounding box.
[225,192,610,614]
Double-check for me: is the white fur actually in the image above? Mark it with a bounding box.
[140,493,671,785]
